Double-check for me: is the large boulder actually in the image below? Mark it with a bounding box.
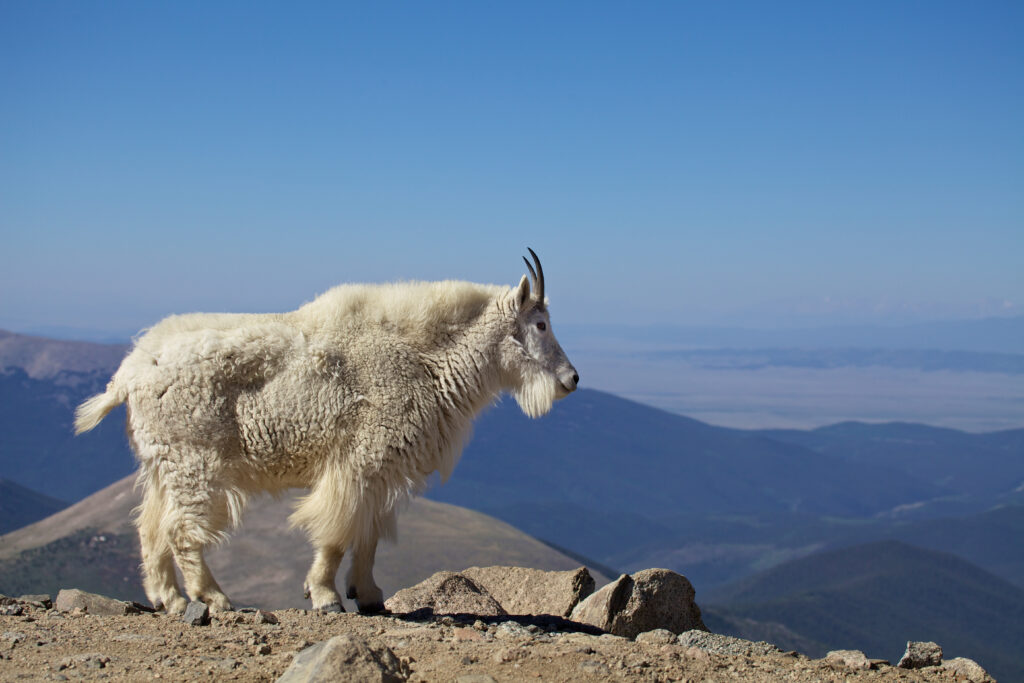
[277,634,405,683]
[461,566,595,617]
[54,589,139,616]
[383,571,506,617]
[897,641,943,669]
[942,657,994,683]
[570,569,706,639]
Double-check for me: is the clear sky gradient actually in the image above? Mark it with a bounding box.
[2,1,1021,337]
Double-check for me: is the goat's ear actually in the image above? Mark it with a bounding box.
[514,274,531,311]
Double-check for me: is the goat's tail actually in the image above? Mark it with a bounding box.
[74,382,126,435]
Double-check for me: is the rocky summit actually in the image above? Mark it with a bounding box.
[0,567,996,682]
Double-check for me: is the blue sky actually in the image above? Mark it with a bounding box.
[1,1,1021,337]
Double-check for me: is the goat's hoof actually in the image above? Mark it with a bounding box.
[208,601,233,614]
[357,601,386,615]
[317,602,344,614]
[302,582,311,600]
[346,586,358,600]
[164,596,188,615]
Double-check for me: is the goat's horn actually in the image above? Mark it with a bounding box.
[527,247,544,303]
[523,256,538,297]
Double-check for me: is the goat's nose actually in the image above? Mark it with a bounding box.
[572,372,579,385]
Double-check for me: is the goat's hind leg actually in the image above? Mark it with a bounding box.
[136,481,187,614]
[170,535,232,612]
[162,461,237,611]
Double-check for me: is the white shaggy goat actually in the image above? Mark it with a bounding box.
[74,250,578,614]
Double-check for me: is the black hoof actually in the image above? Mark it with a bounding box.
[346,586,358,600]
[317,602,345,614]
[357,601,386,615]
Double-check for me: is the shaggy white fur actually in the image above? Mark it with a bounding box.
[75,270,578,614]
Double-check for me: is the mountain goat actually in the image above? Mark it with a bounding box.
[74,250,578,614]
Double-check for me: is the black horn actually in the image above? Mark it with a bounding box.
[525,247,544,304]
[523,256,538,291]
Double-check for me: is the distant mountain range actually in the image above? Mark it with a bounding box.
[0,478,67,534]
[0,329,127,379]
[705,540,1024,683]
[0,367,134,501]
[430,390,1024,586]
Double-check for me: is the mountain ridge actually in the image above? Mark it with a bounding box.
[0,477,68,535]
[0,475,612,610]
[705,540,1024,682]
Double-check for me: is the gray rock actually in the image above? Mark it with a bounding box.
[897,640,943,669]
[461,566,595,617]
[384,571,506,617]
[942,657,994,682]
[677,630,782,656]
[635,629,677,645]
[826,649,872,670]
[182,601,210,626]
[277,634,405,683]
[454,676,498,683]
[54,589,138,616]
[253,609,280,624]
[494,621,533,640]
[18,594,52,609]
[570,569,706,639]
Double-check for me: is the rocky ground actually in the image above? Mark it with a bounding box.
[0,567,997,682]
[0,600,994,682]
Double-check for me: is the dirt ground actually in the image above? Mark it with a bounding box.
[0,600,989,682]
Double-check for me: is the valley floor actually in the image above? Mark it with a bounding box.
[578,353,1024,431]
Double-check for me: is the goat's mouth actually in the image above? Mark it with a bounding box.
[556,380,577,398]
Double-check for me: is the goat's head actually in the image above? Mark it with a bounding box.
[499,248,579,417]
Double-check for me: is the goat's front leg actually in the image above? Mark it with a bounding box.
[303,544,345,612]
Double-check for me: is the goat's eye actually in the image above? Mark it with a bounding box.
[536,322,547,331]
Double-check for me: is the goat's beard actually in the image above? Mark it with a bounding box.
[511,368,559,418]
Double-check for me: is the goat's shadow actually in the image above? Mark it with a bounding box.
[381,608,604,636]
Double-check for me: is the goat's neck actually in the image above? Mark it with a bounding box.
[425,313,505,421]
